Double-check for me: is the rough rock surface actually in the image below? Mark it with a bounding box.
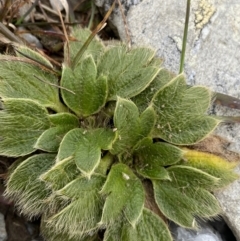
[95,0,240,240]
[172,225,223,241]
[0,213,7,241]
[96,0,240,98]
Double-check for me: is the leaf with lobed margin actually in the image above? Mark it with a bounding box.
[134,138,183,179]
[132,68,175,112]
[153,166,220,228]
[151,74,220,144]
[56,128,116,177]
[100,163,144,227]
[97,46,159,100]
[40,157,79,191]
[61,56,108,117]
[104,208,172,241]
[35,113,79,152]
[111,98,156,155]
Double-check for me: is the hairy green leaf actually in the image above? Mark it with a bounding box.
[132,68,175,112]
[111,98,155,155]
[139,106,156,137]
[49,113,80,126]
[47,175,105,239]
[41,216,99,241]
[91,128,117,150]
[167,165,219,188]
[104,208,172,241]
[40,157,79,191]
[97,46,159,100]
[74,137,101,177]
[153,166,220,228]
[100,163,144,227]
[0,56,64,112]
[151,74,220,144]
[111,98,139,154]
[61,56,108,117]
[57,128,116,177]
[35,113,79,152]
[0,98,50,156]
[5,154,55,217]
[134,138,183,179]
[16,45,53,69]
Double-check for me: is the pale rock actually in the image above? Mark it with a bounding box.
[0,213,7,241]
[173,226,222,241]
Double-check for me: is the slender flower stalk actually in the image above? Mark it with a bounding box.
[179,0,191,74]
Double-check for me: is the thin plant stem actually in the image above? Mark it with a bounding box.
[88,0,96,29]
[0,22,23,44]
[179,0,191,74]
[72,0,116,69]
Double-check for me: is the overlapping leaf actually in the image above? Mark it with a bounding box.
[100,163,144,227]
[97,46,159,100]
[1,26,237,241]
[151,74,220,144]
[132,68,175,112]
[0,54,64,112]
[35,113,79,152]
[111,98,155,155]
[104,208,172,241]
[57,128,116,177]
[182,149,239,187]
[47,175,105,239]
[134,138,183,179]
[5,154,56,217]
[65,28,105,65]
[40,157,79,191]
[61,56,108,117]
[153,166,220,228]
[0,98,50,156]
[41,217,99,241]
[16,46,53,69]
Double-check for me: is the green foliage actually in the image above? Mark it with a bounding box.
[100,163,144,227]
[5,154,56,217]
[1,27,238,241]
[0,48,66,112]
[151,74,220,144]
[0,98,50,156]
[61,56,108,117]
[97,46,159,100]
[153,166,221,228]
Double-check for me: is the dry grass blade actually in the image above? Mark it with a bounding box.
[214,92,240,110]
[50,0,69,22]
[0,22,23,44]
[72,0,117,68]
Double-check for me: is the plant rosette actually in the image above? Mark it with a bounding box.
[0,28,238,241]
